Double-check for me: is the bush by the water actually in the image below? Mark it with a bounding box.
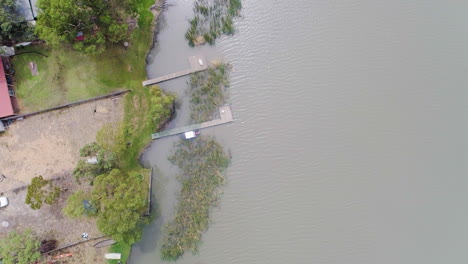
[186,0,242,46]
[160,136,230,260]
[189,63,230,123]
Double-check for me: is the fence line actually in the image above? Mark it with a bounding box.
[44,235,108,254]
[18,89,131,119]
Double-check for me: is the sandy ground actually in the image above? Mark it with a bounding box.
[0,96,124,253]
[0,96,124,191]
[0,175,101,243]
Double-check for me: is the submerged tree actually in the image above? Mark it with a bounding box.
[35,0,131,54]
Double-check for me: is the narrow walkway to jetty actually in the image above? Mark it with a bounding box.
[143,56,208,86]
[152,105,233,139]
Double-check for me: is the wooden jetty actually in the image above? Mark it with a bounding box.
[142,56,208,86]
[152,105,233,140]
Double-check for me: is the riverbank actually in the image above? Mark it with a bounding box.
[2,0,173,263]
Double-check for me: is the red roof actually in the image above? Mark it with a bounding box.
[0,58,14,118]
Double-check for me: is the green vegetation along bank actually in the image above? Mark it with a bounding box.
[10,0,175,263]
[161,137,230,260]
[63,86,173,263]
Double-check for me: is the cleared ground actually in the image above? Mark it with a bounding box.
[0,96,124,248]
[0,96,124,191]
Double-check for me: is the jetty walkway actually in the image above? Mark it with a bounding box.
[152,105,233,139]
[142,56,208,86]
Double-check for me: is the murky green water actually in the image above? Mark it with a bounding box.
[130,1,468,263]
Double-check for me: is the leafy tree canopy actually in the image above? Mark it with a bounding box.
[73,142,116,183]
[25,175,60,210]
[0,229,41,264]
[92,169,148,244]
[0,0,34,46]
[63,190,96,218]
[35,0,131,54]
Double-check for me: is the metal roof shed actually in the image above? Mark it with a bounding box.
[0,59,14,119]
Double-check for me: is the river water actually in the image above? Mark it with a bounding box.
[130,0,468,263]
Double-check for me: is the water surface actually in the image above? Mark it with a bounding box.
[130,1,468,263]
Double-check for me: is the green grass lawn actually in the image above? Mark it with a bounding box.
[108,242,132,264]
[13,22,152,112]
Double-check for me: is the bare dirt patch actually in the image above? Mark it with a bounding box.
[0,96,124,249]
[0,96,124,191]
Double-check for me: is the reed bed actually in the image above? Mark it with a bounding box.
[160,137,230,260]
[186,0,242,46]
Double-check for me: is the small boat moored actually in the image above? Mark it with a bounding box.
[184,130,200,140]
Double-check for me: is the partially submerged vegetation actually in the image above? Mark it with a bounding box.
[186,0,242,46]
[189,63,231,123]
[161,137,230,260]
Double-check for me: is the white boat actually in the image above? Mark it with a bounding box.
[184,130,200,139]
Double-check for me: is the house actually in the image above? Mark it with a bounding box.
[0,57,18,121]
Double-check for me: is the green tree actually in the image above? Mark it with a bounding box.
[92,169,148,243]
[35,0,130,54]
[73,142,116,183]
[0,229,41,264]
[0,0,34,46]
[63,190,96,218]
[25,176,61,209]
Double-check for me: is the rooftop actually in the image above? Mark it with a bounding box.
[0,58,14,119]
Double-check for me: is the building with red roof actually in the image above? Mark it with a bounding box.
[0,57,16,119]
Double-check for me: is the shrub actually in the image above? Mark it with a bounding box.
[25,176,61,210]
